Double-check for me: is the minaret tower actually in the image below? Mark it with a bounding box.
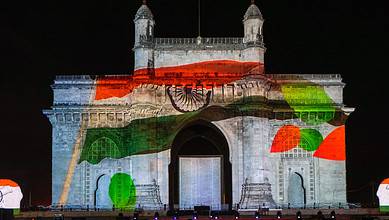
[241,0,265,74]
[243,0,264,45]
[133,0,155,76]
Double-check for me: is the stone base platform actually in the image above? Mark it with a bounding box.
[13,208,389,220]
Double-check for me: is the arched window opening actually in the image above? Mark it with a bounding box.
[87,137,120,164]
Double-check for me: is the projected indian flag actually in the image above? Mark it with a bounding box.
[54,60,349,207]
[57,59,264,206]
[377,178,389,212]
[0,179,23,209]
[85,68,348,164]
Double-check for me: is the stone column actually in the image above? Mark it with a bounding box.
[240,116,275,208]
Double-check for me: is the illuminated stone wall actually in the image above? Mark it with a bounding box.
[43,2,353,210]
[44,74,352,209]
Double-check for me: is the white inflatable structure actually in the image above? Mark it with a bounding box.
[0,179,23,209]
[377,178,389,212]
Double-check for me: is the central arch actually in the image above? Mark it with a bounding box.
[169,120,232,210]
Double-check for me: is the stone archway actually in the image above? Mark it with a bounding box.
[169,120,232,210]
[288,172,306,208]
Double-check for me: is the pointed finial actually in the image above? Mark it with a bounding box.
[251,0,255,4]
[142,0,147,5]
[198,0,201,37]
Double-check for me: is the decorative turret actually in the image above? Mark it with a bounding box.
[243,0,264,45]
[133,0,155,74]
[134,0,155,48]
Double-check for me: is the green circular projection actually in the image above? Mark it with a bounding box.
[109,173,136,209]
[299,129,323,151]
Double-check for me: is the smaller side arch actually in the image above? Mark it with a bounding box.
[288,172,306,208]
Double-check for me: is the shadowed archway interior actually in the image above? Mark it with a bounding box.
[169,120,232,210]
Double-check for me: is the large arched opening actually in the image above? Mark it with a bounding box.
[169,120,232,210]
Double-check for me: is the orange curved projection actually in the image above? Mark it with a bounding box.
[313,126,345,161]
[95,60,263,100]
[270,125,301,153]
[0,179,19,187]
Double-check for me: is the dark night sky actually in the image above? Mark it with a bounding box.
[1,0,388,207]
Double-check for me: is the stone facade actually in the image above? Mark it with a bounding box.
[44,2,353,210]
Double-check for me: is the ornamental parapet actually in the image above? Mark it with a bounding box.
[136,36,265,50]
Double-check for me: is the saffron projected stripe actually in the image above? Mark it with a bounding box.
[95,60,263,100]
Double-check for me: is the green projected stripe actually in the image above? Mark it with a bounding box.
[79,96,268,164]
[79,94,342,165]
[281,84,336,125]
[79,112,196,164]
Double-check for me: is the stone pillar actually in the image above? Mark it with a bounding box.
[240,116,275,208]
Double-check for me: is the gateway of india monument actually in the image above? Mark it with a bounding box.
[44,0,354,211]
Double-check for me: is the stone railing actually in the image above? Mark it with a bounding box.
[56,75,92,81]
[155,37,244,45]
[55,75,131,84]
[155,37,197,45]
[54,75,94,85]
[136,34,266,49]
[267,74,341,80]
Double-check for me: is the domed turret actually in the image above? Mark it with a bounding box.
[135,0,154,21]
[134,0,155,48]
[133,0,155,73]
[243,2,263,21]
[243,0,264,45]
